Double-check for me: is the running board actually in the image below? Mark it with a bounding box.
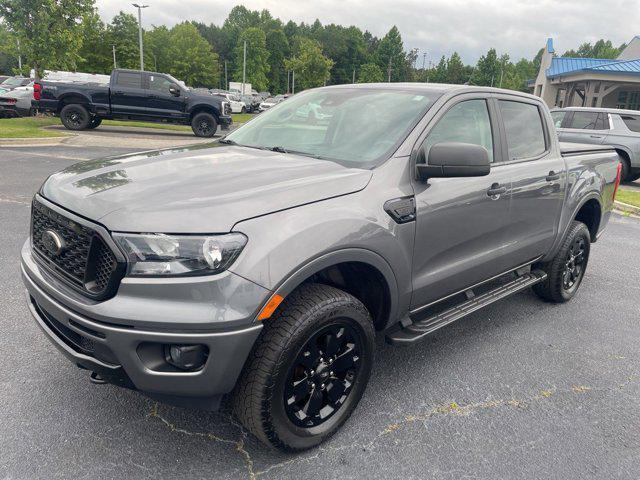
[386,270,547,345]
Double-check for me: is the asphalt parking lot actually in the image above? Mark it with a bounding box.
[1,144,639,480]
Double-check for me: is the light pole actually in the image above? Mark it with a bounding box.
[241,40,247,95]
[132,3,148,71]
[112,45,117,69]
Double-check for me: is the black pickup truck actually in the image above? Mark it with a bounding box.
[33,69,232,137]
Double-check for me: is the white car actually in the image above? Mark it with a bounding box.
[259,95,287,112]
[219,93,246,114]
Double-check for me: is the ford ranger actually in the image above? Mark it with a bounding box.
[32,69,232,137]
[21,84,622,452]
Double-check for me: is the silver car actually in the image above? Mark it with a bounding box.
[551,106,640,182]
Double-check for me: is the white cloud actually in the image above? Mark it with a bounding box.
[95,0,635,63]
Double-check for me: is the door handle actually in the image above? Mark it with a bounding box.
[113,90,124,95]
[590,135,603,139]
[546,171,560,182]
[487,183,507,198]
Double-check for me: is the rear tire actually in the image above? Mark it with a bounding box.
[87,117,102,129]
[241,106,246,114]
[60,104,90,130]
[619,156,632,182]
[232,283,375,452]
[191,112,218,137]
[533,221,591,303]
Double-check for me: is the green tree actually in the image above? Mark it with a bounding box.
[0,0,93,76]
[145,25,173,73]
[285,37,333,90]
[357,62,383,83]
[167,22,219,87]
[446,52,466,84]
[77,9,111,74]
[107,12,140,70]
[233,27,270,91]
[0,22,19,75]
[376,26,407,82]
[473,48,501,86]
[265,28,289,93]
[563,39,624,59]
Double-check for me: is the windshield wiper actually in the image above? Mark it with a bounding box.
[218,138,237,145]
[268,146,324,159]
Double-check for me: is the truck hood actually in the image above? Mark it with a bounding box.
[41,144,372,233]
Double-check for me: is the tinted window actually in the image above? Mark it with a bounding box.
[422,99,494,162]
[499,100,546,160]
[551,111,567,128]
[115,72,142,88]
[148,74,173,93]
[567,111,599,130]
[621,115,640,133]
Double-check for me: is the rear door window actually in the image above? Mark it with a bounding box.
[115,72,142,89]
[621,114,640,133]
[566,111,600,130]
[498,100,546,160]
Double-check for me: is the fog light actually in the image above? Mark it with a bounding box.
[164,344,208,371]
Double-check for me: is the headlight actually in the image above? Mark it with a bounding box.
[112,232,247,277]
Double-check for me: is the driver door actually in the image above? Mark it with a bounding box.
[411,95,514,309]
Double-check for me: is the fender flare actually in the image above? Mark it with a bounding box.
[270,248,400,329]
[550,193,603,258]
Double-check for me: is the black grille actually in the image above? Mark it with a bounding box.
[31,199,121,299]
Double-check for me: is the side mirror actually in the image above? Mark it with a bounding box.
[169,85,180,97]
[416,142,491,181]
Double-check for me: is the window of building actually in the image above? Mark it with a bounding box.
[498,100,546,160]
[115,72,142,88]
[621,114,640,133]
[422,99,494,162]
[617,90,640,110]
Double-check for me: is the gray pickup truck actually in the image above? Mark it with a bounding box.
[22,84,622,452]
[551,106,640,182]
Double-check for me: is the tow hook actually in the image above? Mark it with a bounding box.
[90,372,107,385]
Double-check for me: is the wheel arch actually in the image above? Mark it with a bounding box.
[56,94,92,113]
[268,249,399,332]
[573,196,602,242]
[189,103,220,121]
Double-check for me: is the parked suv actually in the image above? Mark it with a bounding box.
[551,106,640,182]
[22,84,621,452]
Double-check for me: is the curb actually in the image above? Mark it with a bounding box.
[614,200,640,216]
[0,135,72,147]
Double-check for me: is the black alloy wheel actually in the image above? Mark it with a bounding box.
[562,235,586,292]
[284,323,363,428]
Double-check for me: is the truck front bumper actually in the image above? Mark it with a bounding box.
[21,241,265,410]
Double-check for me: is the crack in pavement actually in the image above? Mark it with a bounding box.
[147,402,257,479]
[146,377,639,479]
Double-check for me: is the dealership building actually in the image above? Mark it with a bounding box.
[533,37,640,110]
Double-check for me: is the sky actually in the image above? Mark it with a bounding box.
[95,0,635,64]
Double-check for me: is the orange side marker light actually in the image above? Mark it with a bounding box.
[257,294,284,321]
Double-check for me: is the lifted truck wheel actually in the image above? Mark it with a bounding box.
[232,283,375,451]
[60,104,90,130]
[191,112,218,137]
[87,117,102,129]
[533,221,591,303]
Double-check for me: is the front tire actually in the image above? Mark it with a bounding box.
[233,283,375,452]
[191,112,218,137]
[533,221,591,303]
[87,117,102,129]
[59,104,90,130]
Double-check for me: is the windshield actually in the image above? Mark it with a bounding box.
[226,88,437,167]
[1,77,26,87]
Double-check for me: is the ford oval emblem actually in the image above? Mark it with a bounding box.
[42,230,65,256]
